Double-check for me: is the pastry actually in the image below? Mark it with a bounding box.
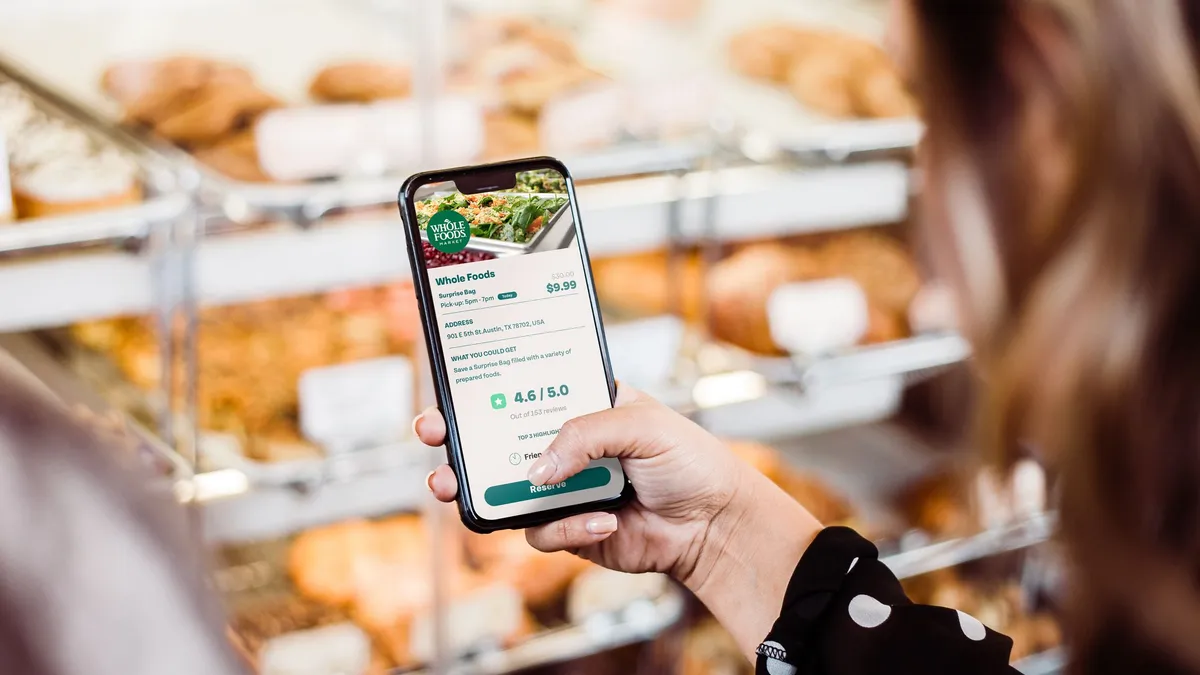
[864,302,908,344]
[708,244,825,355]
[155,79,280,146]
[122,59,254,127]
[482,110,540,159]
[602,0,704,21]
[775,469,855,525]
[231,595,351,656]
[786,49,859,118]
[728,25,810,83]
[193,130,272,182]
[819,232,922,314]
[591,250,705,322]
[729,25,917,120]
[727,440,785,482]
[0,100,143,220]
[501,62,602,115]
[12,148,142,216]
[287,519,380,606]
[465,529,592,607]
[103,56,246,108]
[856,64,919,118]
[682,619,750,675]
[8,116,91,169]
[0,82,38,137]
[309,62,412,103]
[12,151,142,219]
[898,471,973,537]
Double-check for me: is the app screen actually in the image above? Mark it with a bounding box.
[414,168,623,521]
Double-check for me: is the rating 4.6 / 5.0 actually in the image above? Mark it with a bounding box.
[514,384,570,404]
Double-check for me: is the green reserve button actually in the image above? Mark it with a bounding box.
[484,466,612,506]
[498,291,518,300]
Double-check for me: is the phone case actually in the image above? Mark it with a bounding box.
[398,156,635,532]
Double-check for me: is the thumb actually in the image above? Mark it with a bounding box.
[527,383,669,486]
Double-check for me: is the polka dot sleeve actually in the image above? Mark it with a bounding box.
[755,527,1019,675]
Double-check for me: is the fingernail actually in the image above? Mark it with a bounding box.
[586,513,618,535]
[412,413,425,438]
[425,470,436,492]
[528,453,557,486]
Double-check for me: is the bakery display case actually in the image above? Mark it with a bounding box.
[0,59,186,255]
[0,0,1063,673]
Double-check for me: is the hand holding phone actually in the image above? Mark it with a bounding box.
[399,157,633,531]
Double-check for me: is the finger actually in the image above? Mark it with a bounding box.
[413,406,446,447]
[613,380,645,406]
[525,512,619,552]
[425,464,458,502]
[528,388,672,486]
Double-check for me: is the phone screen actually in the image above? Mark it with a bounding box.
[411,166,625,522]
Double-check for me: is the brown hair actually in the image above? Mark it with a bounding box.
[910,0,1200,672]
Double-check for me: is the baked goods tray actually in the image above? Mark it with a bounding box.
[0,332,192,496]
[401,588,685,675]
[415,191,570,257]
[0,0,713,230]
[216,531,686,675]
[577,0,923,166]
[710,332,972,394]
[0,57,188,255]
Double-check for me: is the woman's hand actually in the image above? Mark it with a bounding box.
[417,385,744,583]
[414,385,823,658]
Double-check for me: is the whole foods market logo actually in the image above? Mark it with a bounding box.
[427,211,471,253]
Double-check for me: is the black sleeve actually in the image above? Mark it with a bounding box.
[755,527,1020,675]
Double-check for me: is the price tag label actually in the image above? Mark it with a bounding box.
[299,356,413,451]
[260,623,371,675]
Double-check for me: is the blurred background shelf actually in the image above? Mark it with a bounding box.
[0,162,907,331]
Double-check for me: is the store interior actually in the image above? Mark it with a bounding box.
[0,0,1062,673]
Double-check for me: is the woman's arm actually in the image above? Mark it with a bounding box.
[683,466,823,659]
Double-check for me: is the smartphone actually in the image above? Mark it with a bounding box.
[398,157,634,532]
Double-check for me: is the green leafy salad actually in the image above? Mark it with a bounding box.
[514,169,567,194]
[415,192,568,244]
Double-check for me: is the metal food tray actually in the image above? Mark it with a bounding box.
[199,433,430,494]
[707,332,971,394]
[0,58,188,255]
[417,192,570,257]
[402,588,685,675]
